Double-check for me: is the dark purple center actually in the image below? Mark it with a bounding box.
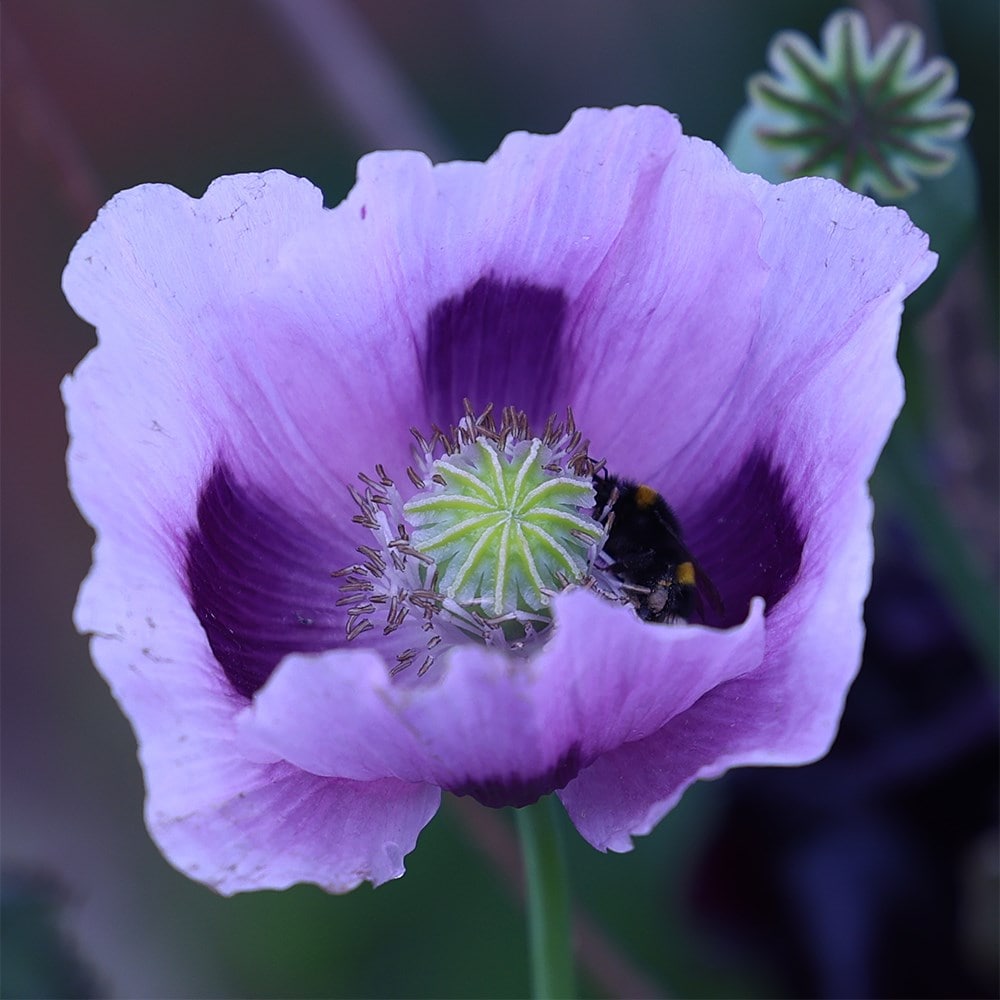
[423,276,570,430]
[184,464,344,700]
[182,278,804,817]
[686,448,806,628]
[184,275,572,704]
[451,744,583,809]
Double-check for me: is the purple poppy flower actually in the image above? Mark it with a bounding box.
[62,105,935,894]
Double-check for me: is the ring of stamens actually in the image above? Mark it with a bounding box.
[334,402,615,676]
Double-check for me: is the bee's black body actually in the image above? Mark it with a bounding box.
[593,473,714,623]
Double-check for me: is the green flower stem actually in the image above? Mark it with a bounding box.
[516,797,576,999]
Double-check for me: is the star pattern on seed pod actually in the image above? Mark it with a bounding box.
[749,9,971,199]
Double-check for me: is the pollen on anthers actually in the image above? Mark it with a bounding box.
[333,402,612,676]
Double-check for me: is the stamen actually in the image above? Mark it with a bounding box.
[345,618,374,641]
[333,403,612,678]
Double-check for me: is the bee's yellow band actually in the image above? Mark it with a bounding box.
[635,484,658,508]
[676,561,696,587]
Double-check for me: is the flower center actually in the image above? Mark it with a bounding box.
[404,436,600,618]
[335,404,610,675]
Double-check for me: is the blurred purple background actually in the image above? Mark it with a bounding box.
[3,2,996,997]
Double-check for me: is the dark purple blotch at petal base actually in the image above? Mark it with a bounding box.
[185,464,344,699]
[687,449,805,628]
[424,277,570,429]
[451,744,583,809]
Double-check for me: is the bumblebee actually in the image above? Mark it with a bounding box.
[593,472,721,623]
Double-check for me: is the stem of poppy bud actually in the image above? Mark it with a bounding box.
[516,796,575,999]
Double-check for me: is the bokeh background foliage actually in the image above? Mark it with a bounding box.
[2,1,996,997]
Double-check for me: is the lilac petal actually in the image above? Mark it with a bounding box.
[69,526,438,892]
[561,489,876,852]
[62,173,442,890]
[237,590,766,809]
[61,171,414,518]
[554,170,934,853]
[656,171,935,515]
[63,172,321,504]
[560,232,934,852]
[153,763,440,894]
[280,106,689,431]
[60,173,413,702]
[555,173,935,852]
[557,136,772,476]
[559,146,933,613]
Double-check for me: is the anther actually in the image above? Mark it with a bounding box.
[330,565,364,578]
[335,403,611,677]
[345,618,374,641]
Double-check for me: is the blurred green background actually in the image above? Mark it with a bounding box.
[2,1,996,997]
